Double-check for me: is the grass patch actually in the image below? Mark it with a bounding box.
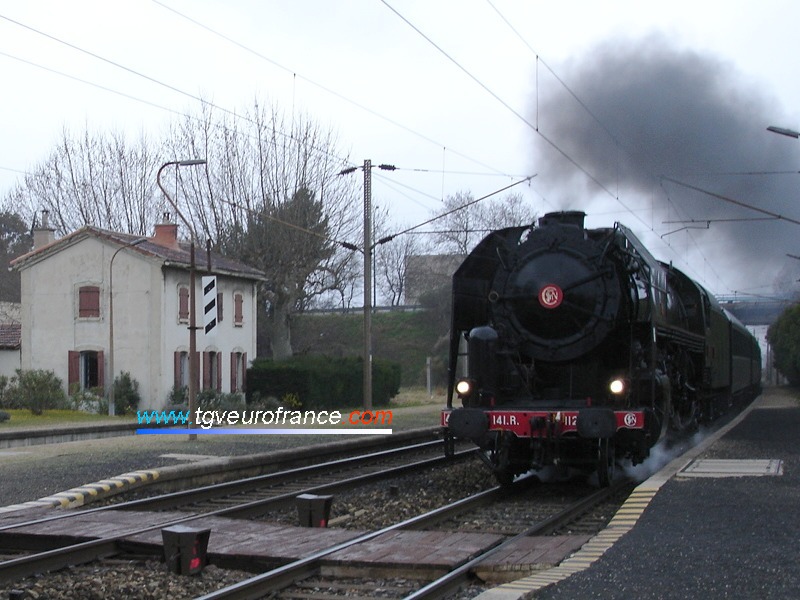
[0,409,130,428]
[389,387,446,407]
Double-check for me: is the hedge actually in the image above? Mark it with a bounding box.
[247,355,400,409]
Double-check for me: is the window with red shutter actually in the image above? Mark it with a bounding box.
[230,351,246,393]
[78,286,101,318]
[178,286,189,323]
[233,292,243,326]
[69,350,103,391]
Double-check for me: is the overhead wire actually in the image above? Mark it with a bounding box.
[150,0,517,182]
[482,1,740,293]
[0,12,357,173]
[0,7,534,220]
[2,3,760,295]
[379,0,630,217]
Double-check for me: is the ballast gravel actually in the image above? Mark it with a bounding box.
[0,458,498,599]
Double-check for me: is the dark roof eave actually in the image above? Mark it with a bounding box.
[12,226,266,280]
[161,261,266,282]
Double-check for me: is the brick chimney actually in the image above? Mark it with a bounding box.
[151,213,180,250]
[33,209,56,250]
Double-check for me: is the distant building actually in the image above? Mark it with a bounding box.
[404,254,464,305]
[11,216,264,409]
[0,321,21,380]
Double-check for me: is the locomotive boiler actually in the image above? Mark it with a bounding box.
[441,211,761,486]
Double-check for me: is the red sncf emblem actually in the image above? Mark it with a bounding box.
[538,284,563,309]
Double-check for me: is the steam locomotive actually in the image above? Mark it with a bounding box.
[441,211,761,486]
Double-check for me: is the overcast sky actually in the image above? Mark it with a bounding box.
[1,0,799,297]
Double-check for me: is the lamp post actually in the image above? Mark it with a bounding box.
[156,159,207,440]
[108,237,148,416]
[767,125,800,139]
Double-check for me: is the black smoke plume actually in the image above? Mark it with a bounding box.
[533,33,800,296]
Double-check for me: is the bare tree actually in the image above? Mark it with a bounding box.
[429,191,536,255]
[373,205,425,306]
[4,127,162,235]
[166,101,362,358]
[2,101,363,359]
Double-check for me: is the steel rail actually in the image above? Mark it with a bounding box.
[193,472,618,600]
[403,477,634,600]
[0,448,475,585]
[194,486,506,600]
[0,437,447,533]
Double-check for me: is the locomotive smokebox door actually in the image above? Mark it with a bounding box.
[577,408,616,439]
[448,408,489,440]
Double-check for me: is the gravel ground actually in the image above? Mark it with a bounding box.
[0,403,444,507]
[0,560,253,599]
[256,455,498,529]
[0,452,501,599]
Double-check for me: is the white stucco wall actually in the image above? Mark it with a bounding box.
[19,233,259,410]
[0,349,20,380]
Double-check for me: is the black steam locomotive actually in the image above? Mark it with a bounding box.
[442,211,761,486]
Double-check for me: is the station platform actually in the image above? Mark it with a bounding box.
[478,386,799,599]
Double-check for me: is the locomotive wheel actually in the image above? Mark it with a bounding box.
[597,438,615,487]
[495,469,514,488]
[671,395,698,433]
[669,349,699,434]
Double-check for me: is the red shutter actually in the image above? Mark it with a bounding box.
[97,350,104,389]
[79,286,100,318]
[179,287,189,322]
[202,352,211,390]
[230,353,237,392]
[234,293,243,326]
[216,355,222,392]
[68,351,80,392]
[242,352,247,392]
[174,352,181,388]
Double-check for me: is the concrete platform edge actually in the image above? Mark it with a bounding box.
[474,397,762,600]
[0,427,441,514]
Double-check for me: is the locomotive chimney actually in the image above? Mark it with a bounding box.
[538,211,586,230]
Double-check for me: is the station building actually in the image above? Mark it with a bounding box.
[11,214,264,409]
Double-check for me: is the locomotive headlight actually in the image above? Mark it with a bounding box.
[609,378,626,395]
[455,378,474,397]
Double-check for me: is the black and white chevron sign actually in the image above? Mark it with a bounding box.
[202,275,217,334]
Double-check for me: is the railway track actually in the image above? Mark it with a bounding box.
[197,477,633,600]
[0,439,479,585]
[0,436,637,600]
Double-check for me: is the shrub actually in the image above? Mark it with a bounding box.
[197,390,245,411]
[0,376,9,409]
[113,372,141,415]
[6,369,68,415]
[70,387,103,413]
[168,385,187,405]
[0,410,9,423]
